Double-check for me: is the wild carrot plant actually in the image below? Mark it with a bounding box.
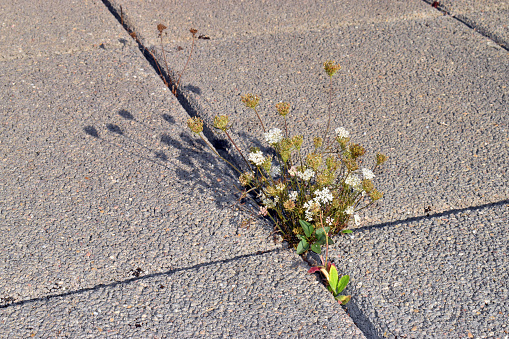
[187,60,387,304]
[188,60,387,251]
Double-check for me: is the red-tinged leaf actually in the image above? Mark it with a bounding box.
[308,267,321,274]
[338,295,351,305]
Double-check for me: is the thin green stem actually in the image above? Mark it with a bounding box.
[198,134,242,175]
[253,107,266,133]
[224,130,252,172]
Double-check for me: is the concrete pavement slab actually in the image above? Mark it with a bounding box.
[425,0,509,49]
[107,1,508,337]
[332,201,508,338]
[0,1,365,336]
[1,249,365,338]
[148,16,507,225]
[0,0,128,60]
[108,0,440,45]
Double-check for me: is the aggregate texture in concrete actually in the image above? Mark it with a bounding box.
[106,0,441,45]
[427,0,509,49]
[0,0,128,61]
[0,0,365,337]
[330,201,509,338]
[109,0,509,337]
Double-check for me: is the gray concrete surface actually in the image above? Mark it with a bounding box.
[0,0,365,337]
[0,0,127,61]
[331,201,508,338]
[107,0,509,337]
[426,0,509,49]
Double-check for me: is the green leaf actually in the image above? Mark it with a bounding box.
[310,243,321,254]
[329,264,339,292]
[315,235,326,246]
[296,239,309,254]
[336,275,350,294]
[296,234,306,241]
[299,220,314,238]
[315,227,330,237]
[341,229,353,234]
[337,295,351,305]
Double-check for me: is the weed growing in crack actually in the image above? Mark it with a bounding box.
[155,25,198,95]
[187,61,388,304]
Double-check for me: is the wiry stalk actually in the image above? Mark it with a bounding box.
[175,30,197,95]
[223,130,253,172]
[197,133,242,175]
[253,107,266,133]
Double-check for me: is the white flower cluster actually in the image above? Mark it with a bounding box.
[264,128,283,145]
[345,206,354,215]
[288,190,298,201]
[270,165,281,178]
[296,168,315,181]
[335,127,350,139]
[301,187,334,222]
[303,200,320,221]
[262,196,278,208]
[345,174,361,190]
[313,187,333,205]
[275,182,286,192]
[326,216,334,226]
[248,150,265,166]
[361,168,375,180]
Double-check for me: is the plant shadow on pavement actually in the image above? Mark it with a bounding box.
[82,108,257,215]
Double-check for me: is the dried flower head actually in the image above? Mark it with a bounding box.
[187,117,203,134]
[376,152,388,166]
[283,200,296,211]
[276,102,291,116]
[239,172,254,186]
[190,28,198,37]
[280,150,291,163]
[323,60,341,77]
[370,189,383,201]
[213,115,229,131]
[157,23,167,35]
[292,135,303,150]
[313,137,323,148]
[241,94,260,109]
[261,156,272,173]
[362,179,374,193]
[306,153,322,171]
[349,143,366,159]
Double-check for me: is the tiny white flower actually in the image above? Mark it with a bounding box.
[345,174,361,190]
[288,166,298,177]
[248,150,265,166]
[313,187,333,205]
[354,214,361,226]
[303,200,319,222]
[345,206,354,215]
[270,165,281,178]
[264,128,283,145]
[275,182,285,192]
[288,191,298,201]
[262,197,276,209]
[297,168,315,181]
[335,127,350,139]
[361,168,375,180]
[326,216,334,226]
